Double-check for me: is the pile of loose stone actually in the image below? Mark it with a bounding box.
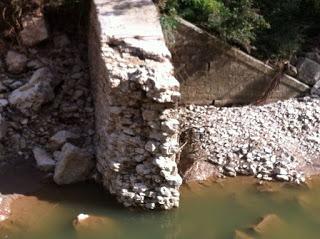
[0,11,95,185]
[180,96,320,184]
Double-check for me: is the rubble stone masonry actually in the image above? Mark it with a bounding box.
[88,0,182,209]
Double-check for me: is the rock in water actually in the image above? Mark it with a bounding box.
[0,194,21,222]
[20,16,48,47]
[8,67,54,114]
[5,51,27,74]
[253,214,285,235]
[32,147,56,172]
[234,230,254,239]
[0,114,7,140]
[73,213,118,237]
[182,161,220,182]
[54,143,94,185]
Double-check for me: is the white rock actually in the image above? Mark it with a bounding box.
[159,186,171,197]
[145,140,158,152]
[274,167,288,175]
[77,213,90,222]
[145,202,156,210]
[276,174,290,181]
[8,68,54,114]
[161,119,179,134]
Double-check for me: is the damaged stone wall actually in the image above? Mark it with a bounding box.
[88,0,182,210]
[165,18,310,106]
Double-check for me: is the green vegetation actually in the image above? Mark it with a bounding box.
[160,14,179,46]
[254,0,320,60]
[161,0,320,61]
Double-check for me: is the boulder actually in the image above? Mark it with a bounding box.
[253,214,284,235]
[0,114,7,140]
[182,161,220,182]
[5,51,28,74]
[73,214,118,237]
[8,68,54,114]
[48,130,80,150]
[53,143,94,185]
[20,16,48,47]
[306,52,320,65]
[297,58,320,85]
[0,194,21,223]
[32,147,56,172]
[178,128,221,182]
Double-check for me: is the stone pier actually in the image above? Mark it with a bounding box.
[88,0,182,209]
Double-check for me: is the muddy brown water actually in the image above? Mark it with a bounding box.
[0,160,320,239]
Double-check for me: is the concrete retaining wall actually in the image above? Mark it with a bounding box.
[88,0,182,210]
[165,18,309,106]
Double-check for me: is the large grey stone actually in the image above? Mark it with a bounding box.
[33,147,56,172]
[8,67,54,114]
[306,52,320,65]
[54,143,94,185]
[297,58,320,85]
[182,161,220,182]
[20,16,49,47]
[5,51,27,74]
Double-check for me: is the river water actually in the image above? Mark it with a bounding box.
[1,177,320,239]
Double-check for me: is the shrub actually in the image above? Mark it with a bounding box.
[161,0,320,61]
[163,0,269,50]
[253,0,320,60]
